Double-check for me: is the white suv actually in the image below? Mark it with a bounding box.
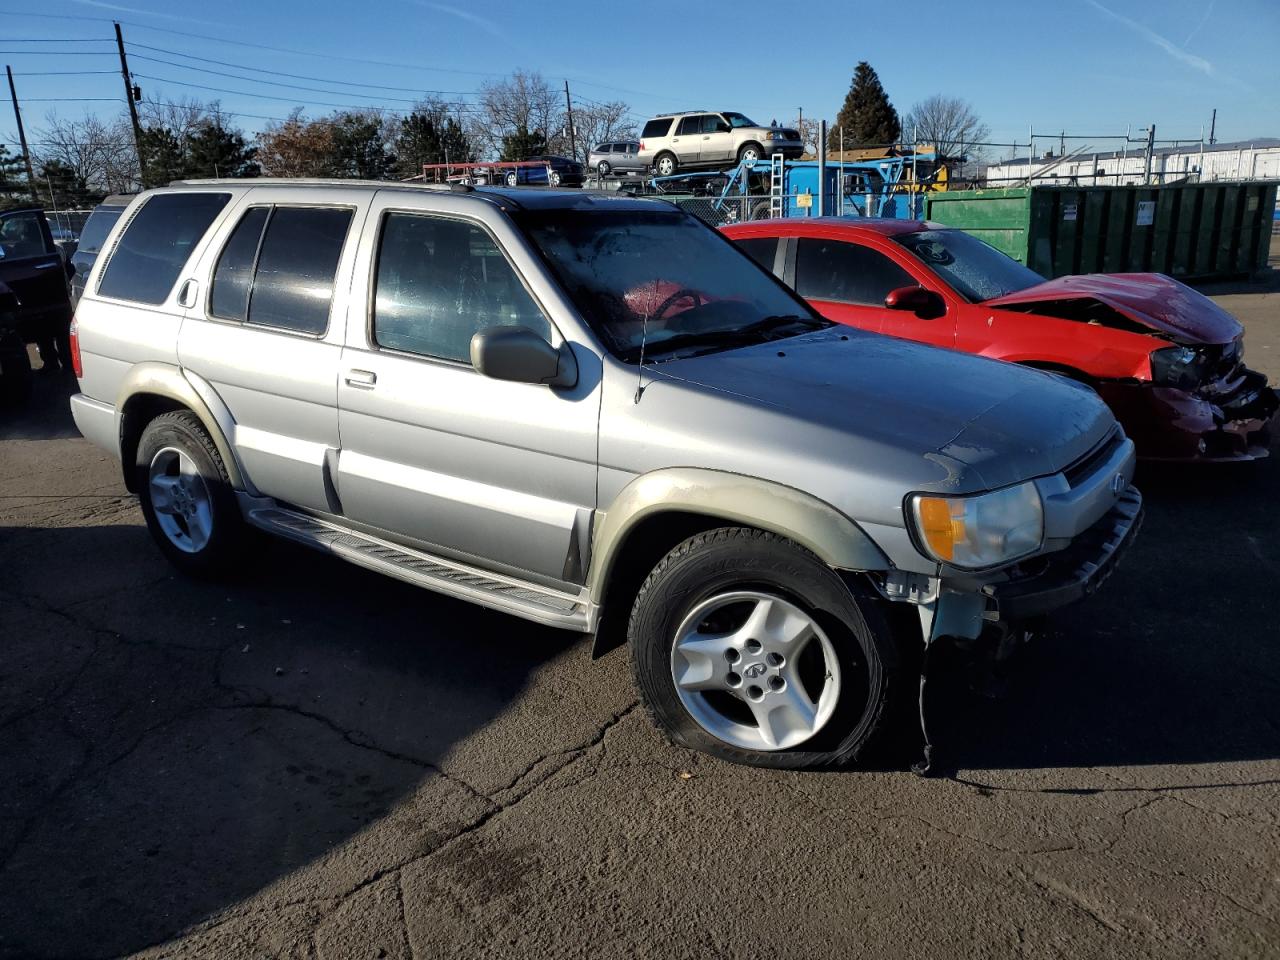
[638,111,804,176]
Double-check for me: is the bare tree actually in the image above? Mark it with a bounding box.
[797,118,825,156]
[566,100,635,164]
[903,95,990,171]
[34,112,137,195]
[477,70,563,158]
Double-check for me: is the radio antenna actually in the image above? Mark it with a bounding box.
[633,308,650,403]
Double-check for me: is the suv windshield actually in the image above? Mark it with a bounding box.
[519,208,825,361]
[893,229,1044,302]
[722,112,756,128]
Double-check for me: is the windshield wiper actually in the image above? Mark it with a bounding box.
[630,315,827,362]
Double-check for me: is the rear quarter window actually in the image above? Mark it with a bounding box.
[641,118,673,140]
[97,193,231,304]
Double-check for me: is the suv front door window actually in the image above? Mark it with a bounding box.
[335,204,600,586]
[795,236,929,336]
[701,114,734,163]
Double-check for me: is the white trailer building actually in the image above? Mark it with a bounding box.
[984,138,1280,187]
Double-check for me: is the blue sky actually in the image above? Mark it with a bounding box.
[3,0,1277,155]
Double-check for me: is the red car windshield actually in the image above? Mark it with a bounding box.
[894,229,1044,303]
[519,208,823,361]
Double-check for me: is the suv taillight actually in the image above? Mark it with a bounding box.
[69,315,83,378]
[640,140,645,151]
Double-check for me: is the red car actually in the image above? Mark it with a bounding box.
[722,218,1277,460]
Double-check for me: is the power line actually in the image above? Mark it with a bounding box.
[127,54,479,102]
[11,70,119,76]
[125,43,483,95]
[0,10,667,101]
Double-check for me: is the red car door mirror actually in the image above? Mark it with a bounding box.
[885,285,945,319]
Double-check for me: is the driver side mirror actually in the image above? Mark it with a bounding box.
[715,121,731,133]
[471,326,578,388]
[884,285,945,320]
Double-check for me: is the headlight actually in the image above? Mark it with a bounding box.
[909,481,1044,569]
[1149,344,1209,390]
[763,130,777,140]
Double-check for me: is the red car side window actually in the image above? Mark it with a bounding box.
[795,238,915,306]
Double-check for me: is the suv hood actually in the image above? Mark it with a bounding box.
[651,328,1114,490]
[984,273,1241,345]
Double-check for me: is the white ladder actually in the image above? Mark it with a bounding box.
[769,153,785,219]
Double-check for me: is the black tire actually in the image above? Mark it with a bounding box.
[136,410,245,577]
[0,330,33,406]
[737,142,764,166]
[505,172,519,187]
[629,527,900,769]
[653,152,677,177]
[597,160,612,177]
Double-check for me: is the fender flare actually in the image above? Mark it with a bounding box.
[586,467,889,605]
[115,362,254,493]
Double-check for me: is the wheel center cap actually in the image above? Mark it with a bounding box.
[742,661,767,680]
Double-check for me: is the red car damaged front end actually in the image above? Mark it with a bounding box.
[986,274,1278,462]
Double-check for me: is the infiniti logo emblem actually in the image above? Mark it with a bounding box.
[743,662,767,679]
[1111,473,1126,495]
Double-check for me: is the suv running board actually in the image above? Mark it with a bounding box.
[243,503,594,633]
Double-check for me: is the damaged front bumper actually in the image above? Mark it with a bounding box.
[1099,369,1278,461]
[878,485,1144,640]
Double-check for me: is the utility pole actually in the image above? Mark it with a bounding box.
[563,80,576,162]
[1208,108,1217,145]
[114,21,146,187]
[1143,124,1156,184]
[5,65,38,200]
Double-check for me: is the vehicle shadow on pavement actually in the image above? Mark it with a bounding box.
[0,360,81,442]
[937,440,1280,774]
[0,523,580,959]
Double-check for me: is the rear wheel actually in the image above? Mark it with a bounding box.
[629,527,899,769]
[549,170,562,186]
[597,160,612,177]
[505,172,519,187]
[654,152,677,177]
[136,410,245,577]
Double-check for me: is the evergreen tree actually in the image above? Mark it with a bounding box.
[330,112,395,180]
[499,126,546,161]
[185,121,259,179]
[829,61,900,149]
[138,125,186,188]
[36,159,96,208]
[395,107,472,179]
[0,146,29,205]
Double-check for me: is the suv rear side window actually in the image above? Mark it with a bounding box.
[795,237,915,306]
[641,118,672,139]
[98,193,230,304]
[207,206,350,333]
[676,115,704,137]
[209,206,270,322]
[373,212,551,364]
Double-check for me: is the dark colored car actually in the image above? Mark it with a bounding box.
[70,195,132,305]
[0,207,74,375]
[0,279,32,403]
[723,217,1278,461]
[504,155,584,187]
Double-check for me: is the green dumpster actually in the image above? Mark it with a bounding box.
[923,182,1276,281]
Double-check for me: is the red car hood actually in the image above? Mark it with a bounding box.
[984,273,1242,345]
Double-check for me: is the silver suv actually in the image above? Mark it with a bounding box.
[639,111,804,176]
[70,181,1141,770]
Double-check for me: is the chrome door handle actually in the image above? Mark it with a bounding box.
[34,262,57,269]
[345,369,377,388]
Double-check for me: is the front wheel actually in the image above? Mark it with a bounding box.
[597,160,612,177]
[629,528,899,769]
[136,410,245,577]
[549,170,562,186]
[738,143,764,166]
[505,172,519,187]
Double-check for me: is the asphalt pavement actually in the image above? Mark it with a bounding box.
[1,279,1278,959]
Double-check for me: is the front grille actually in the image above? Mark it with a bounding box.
[1063,427,1123,488]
